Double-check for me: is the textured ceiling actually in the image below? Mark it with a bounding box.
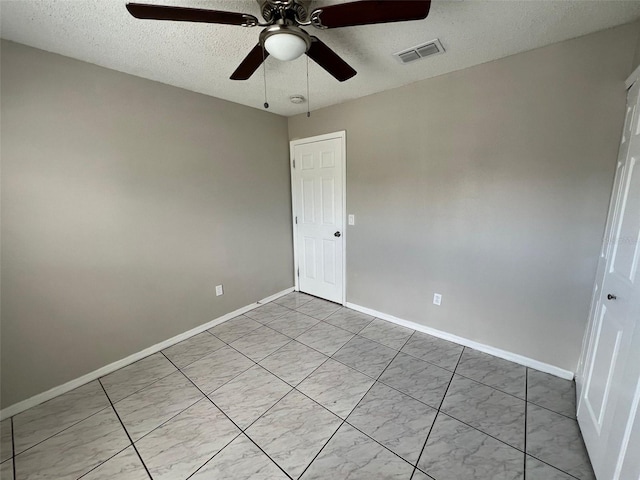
[2,0,640,116]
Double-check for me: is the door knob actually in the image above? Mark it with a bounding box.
[334,231,341,237]
[607,294,617,300]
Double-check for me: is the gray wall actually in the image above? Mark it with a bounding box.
[289,23,640,372]
[1,41,293,408]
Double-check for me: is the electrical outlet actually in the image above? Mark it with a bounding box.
[216,285,224,296]
[433,293,442,306]
[348,214,355,225]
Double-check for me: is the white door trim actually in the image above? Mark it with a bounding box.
[289,131,347,305]
[625,64,640,90]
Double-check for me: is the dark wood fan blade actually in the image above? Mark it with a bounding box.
[310,0,431,29]
[126,3,259,26]
[306,37,356,82]
[230,44,269,80]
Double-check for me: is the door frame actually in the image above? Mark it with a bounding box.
[289,130,347,305]
[577,69,639,398]
[575,71,640,479]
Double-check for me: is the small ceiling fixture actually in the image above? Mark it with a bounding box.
[290,94,306,104]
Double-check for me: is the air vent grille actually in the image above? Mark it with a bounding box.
[394,39,444,64]
[399,50,420,63]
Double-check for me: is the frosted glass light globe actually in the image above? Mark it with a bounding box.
[264,32,307,61]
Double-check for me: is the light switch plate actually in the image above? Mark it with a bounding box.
[348,214,355,225]
[216,285,224,296]
[433,293,442,306]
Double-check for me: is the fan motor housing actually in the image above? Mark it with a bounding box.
[259,0,309,23]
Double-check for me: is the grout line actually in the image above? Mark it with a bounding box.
[240,387,299,432]
[397,346,463,375]
[101,356,180,404]
[296,331,415,479]
[271,297,314,310]
[176,375,293,480]
[524,453,583,480]
[446,370,524,400]
[259,354,331,390]
[325,318,374,336]
[341,335,427,471]
[293,382,372,476]
[123,378,206,443]
[208,322,264,345]
[77,445,133,479]
[195,432,294,480]
[183,433,244,480]
[374,378,440,413]
[525,399,578,421]
[342,418,424,470]
[97,380,153,480]
[291,415,346,479]
[410,345,464,479]
[406,356,582,480]
[248,319,357,370]
[219,342,261,365]
[10,404,114,458]
[435,410,525,451]
[265,317,324,344]
[435,366,576,422]
[160,352,291,478]
[10,380,142,458]
[373,345,453,413]
[256,338,297,362]
[260,324,448,415]
[163,342,228,371]
[524,368,528,480]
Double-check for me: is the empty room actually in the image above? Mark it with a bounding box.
[1,0,640,479]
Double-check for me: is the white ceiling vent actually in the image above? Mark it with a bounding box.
[393,39,445,64]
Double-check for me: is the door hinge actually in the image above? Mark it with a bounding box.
[292,159,296,168]
[297,268,300,277]
[295,216,298,224]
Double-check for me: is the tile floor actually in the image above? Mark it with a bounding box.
[0,292,595,480]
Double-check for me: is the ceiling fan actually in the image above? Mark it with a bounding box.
[126,0,432,82]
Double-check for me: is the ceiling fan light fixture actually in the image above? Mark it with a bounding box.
[261,25,311,62]
[265,33,306,61]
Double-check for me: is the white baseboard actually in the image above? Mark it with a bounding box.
[345,302,574,381]
[1,287,295,420]
[258,287,295,304]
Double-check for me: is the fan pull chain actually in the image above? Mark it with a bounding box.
[262,42,269,109]
[306,55,311,118]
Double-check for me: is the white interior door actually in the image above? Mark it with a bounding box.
[577,79,640,480]
[291,133,345,304]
